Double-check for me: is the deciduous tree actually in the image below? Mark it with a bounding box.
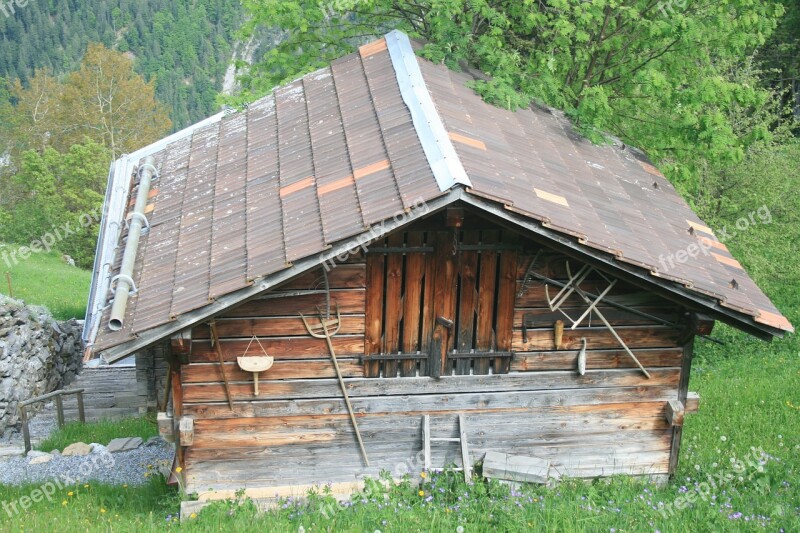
[238,0,787,196]
[59,43,172,158]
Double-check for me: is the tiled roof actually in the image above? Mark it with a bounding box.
[85,30,792,357]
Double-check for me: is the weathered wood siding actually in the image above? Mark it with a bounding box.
[177,223,693,497]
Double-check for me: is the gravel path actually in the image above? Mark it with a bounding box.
[0,440,175,486]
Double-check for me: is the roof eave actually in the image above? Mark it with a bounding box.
[457,192,787,341]
[96,188,463,363]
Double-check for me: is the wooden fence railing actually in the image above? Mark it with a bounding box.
[19,388,85,452]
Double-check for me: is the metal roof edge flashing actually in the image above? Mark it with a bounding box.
[83,111,227,349]
[384,30,472,192]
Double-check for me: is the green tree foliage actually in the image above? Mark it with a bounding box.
[0,140,109,268]
[3,45,171,159]
[758,0,800,123]
[59,43,172,159]
[239,0,789,205]
[0,0,244,130]
[0,46,170,267]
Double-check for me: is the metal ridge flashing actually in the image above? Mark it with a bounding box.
[384,30,472,192]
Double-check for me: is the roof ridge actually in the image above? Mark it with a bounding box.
[384,30,471,192]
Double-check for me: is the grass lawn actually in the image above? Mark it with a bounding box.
[35,416,159,454]
[0,146,797,531]
[0,244,91,320]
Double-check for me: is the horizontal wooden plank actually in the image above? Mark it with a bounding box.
[181,368,680,404]
[513,306,680,328]
[225,289,365,317]
[185,428,673,462]
[187,428,672,470]
[189,403,670,448]
[192,315,365,339]
[182,384,678,419]
[188,456,671,497]
[186,445,672,481]
[189,336,365,362]
[514,325,683,351]
[516,280,666,308]
[280,264,365,290]
[181,359,364,383]
[511,348,683,372]
[516,253,624,280]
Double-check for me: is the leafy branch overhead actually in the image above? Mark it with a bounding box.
[238,0,791,202]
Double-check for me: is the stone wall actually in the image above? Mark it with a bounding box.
[0,296,83,434]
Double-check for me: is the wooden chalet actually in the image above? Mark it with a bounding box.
[83,31,793,500]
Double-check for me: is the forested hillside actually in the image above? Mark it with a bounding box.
[0,0,245,130]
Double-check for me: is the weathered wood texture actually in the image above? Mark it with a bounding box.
[183,394,675,494]
[178,218,695,497]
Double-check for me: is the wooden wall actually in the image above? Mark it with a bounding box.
[175,221,695,498]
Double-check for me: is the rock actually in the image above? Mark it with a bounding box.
[0,296,84,434]
[62,442,92,456]
[29,453,52,464]
[0,445,25,458]
[106,437,143,453]
[51,449,61,456]
[144,436,165,447]
[26,450,50,458]
[90,443,108,455]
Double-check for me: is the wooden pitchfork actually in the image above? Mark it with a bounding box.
[300,303,370,466]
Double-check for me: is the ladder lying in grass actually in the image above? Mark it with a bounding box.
[421,414,472,482]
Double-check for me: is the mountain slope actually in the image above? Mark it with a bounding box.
[0,0,244,130]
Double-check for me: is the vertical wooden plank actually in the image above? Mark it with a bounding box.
[423,415,431,471]
[383,233,405,378]
[474,230,498,375]
[173,363,184,419]
[55,395,64,428]
[77,390,85,423]
[494,231,518,374]
[459,414,472,482]
[456,230,479,375]
[669,336,694,474]
[401,232,424,376]
[173,363,185,469]
[364,247,386,378]
[429,231,456,378]
[419,232,437,376]
[20,406,30,453]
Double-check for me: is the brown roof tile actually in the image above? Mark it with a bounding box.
[88,30,792,356]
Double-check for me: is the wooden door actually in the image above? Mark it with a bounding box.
[364,228,518,378]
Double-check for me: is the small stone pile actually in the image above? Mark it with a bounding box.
[0,436,175,486]
[0,295,84,434]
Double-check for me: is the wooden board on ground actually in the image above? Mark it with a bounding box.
[483,450,553,484]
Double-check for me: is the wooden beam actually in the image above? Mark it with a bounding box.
[665,400,684,427]
[171,330,192,365]
[494,232,518,373]
[157,412,175,443]
[401,232,425,376]
[183,385,678,420]
[669,337,694,475]
[685,392,700,413]
[179,416,195,446]
[181,367,680,404]
[364,250,385,378]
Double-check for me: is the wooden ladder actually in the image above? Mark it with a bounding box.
[421,414,472,482]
